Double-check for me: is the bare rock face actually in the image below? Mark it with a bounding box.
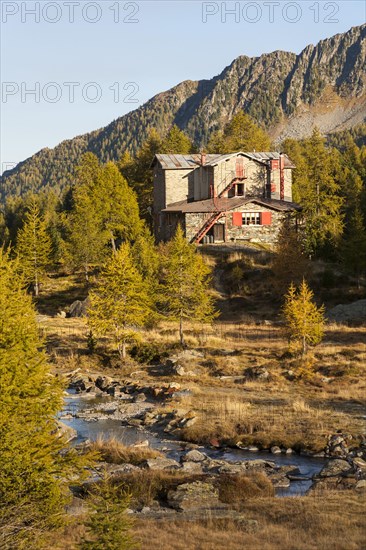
[167,481,219,511]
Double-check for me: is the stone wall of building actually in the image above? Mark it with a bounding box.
[185,203,289,246]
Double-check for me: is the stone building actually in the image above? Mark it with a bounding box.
[152,151,301,245]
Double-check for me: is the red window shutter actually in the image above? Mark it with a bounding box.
[232,212,242,226]
[260,211,272,225]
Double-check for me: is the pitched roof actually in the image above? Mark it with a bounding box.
[152,152,295,170]
[163,197,301,214]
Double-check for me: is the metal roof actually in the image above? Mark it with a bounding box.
[163,197,301,214]
[153,152,295,170]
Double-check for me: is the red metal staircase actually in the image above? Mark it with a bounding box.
[191,211,224,244]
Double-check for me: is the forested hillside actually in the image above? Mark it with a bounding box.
[1,24,365,200]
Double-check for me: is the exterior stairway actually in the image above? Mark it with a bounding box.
[191,211,224,244]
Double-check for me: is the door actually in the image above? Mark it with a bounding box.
[213,223,224,242]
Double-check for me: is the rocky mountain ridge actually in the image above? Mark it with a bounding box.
[1,24,365,199]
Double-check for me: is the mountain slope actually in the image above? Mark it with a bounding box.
[1,24,365,200]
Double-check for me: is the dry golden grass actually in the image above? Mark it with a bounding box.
[180,392,365,452]
[134,492,366,550]
[89,436,162,465]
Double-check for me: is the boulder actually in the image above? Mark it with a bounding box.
[144,457,180,471]
[68,298,90,318]
[318,459,352,477]
[181,461,204,473]
[167,481,219,511]
[270,446,282,455]
[327,300,366,324]
[182,449,207,463]
[55,420,77,442]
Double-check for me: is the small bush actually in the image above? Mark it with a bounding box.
[218,473,274,505]
[129,342,166,364]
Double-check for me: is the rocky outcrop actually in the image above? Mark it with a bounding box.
[167,481,219,511]
[327,300,366,324]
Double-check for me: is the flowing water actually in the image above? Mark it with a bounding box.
[61,392,326,497]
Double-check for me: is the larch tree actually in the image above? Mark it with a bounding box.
[96,162,143,250]
[207,112,271,153]
[87,243,152,358]
[161,225,217,346]
[16,198,52,296]
[282,279,325,359]
[161,125,193,154]
[0,250,77,548]
[66,154,107,280]
[340,205,366,286]
[272,217,309,296]
[66,183,107,282]
[282,129,344,256]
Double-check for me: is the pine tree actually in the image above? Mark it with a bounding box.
[80,477,135,550]
[207,112,271,153]
[87,244,152,358]
[272,217,309,296]
[282,279,325,358]
[16,198,52,296]
[161,225,217,346]
[0,251,75,548]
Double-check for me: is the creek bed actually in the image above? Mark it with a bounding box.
[60,392,326,497]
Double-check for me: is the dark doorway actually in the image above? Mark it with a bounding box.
[213,223,225,242]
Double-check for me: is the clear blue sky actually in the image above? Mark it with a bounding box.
[1,1,365,171]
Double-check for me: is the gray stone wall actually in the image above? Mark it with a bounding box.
[225,203,286,245]
[185,204,288,245]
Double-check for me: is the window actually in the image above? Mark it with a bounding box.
[242,212,260,225]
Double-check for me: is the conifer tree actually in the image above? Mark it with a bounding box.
[161,225,217,346]
[96,162,142,250]
[16,198,52,296]
[161,125,193,154]
[0,251,76,548]
[283,129,344,255]
[80,477,135,550]
[340,205,366,286]
[87,244,152,358]
[282,279,325,358]
[66,182,107,281]
[131,223,160,283]
[272,217,309,295]
[207,112,271,153]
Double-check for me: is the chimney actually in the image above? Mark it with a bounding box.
[201,152,206,166]
[279,153,285,201]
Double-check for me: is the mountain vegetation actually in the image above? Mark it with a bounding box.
[1,24,365,200]
[0,250,83,549]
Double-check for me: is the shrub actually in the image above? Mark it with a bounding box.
[129,342,166,364]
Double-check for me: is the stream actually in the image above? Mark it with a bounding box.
[61,392,326,497]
